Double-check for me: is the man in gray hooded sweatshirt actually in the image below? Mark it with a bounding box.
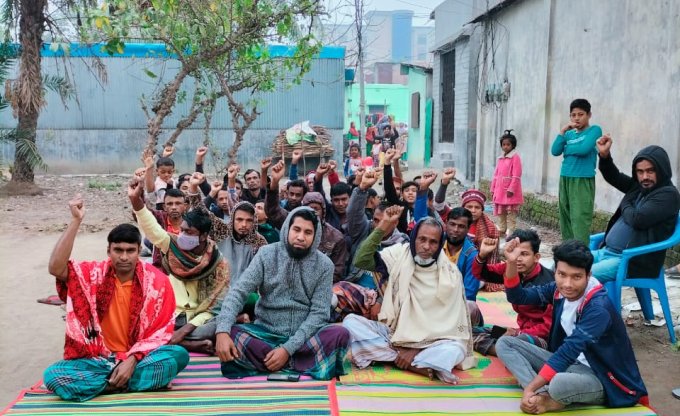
[215,207,350,380]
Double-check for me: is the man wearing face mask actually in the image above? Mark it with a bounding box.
[215,207,350,380]
[413,172,480,302]
[342,207,477,383]
[129,178,230,355]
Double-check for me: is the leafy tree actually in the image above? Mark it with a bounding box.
[82,0,324,163]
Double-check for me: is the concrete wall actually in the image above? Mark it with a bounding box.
[364,11,393,66]
[430,0,481,180]
[475,0,551,194]
[16,128,342,175]
[474,0,680,212]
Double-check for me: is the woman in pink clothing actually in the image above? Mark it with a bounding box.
[490,129,524,236]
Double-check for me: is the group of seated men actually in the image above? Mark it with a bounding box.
[43,138,678,414]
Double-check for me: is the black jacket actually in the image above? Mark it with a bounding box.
[598,145,680,278]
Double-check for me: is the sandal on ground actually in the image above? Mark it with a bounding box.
[665,265,680,279]
[37,294,65,306]
[673,387,680,400]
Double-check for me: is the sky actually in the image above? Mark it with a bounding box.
[325,0,445,26]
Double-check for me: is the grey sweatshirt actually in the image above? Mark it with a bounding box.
[216,206,334,355]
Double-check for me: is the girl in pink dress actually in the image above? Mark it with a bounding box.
[490,130,524,236]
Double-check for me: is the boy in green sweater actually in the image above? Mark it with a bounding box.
[551,99,602,243]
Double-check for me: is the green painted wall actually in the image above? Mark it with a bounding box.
[344,83,410,142]
[404,68,429,168]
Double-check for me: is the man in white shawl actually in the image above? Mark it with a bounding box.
[343,206,477,383]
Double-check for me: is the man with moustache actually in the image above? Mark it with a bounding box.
[590,136,680,284]
[44,195,188,402]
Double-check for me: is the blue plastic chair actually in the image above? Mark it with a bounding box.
[589,214,680,344]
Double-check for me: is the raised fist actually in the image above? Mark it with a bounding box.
[270,160,286,183]
[504,237,522,262]
[441,167,456,185]
[360,170,379,190]
[189,172,206,186]
[68,193,85,221]
[384,148,396,164]
[195,146,208,164]
[227,163,240,177]
[162,145,175,158]
[382,205,404,224]
[291,149,302,163]
[596,133,612,158]
[211,180,223,194]
[419,170,437,191]
[316,163,330,176]
[127,177,145,201]
[479,237,498,260]
[260,157,273,171]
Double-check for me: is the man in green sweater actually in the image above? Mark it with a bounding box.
[551,98,603,243]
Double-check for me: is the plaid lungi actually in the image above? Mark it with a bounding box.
[221,323,349,380]
[43,345,189,402]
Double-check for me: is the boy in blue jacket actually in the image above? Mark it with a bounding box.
[496,239,648,414]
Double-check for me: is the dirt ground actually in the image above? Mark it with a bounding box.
[0,174,678,414]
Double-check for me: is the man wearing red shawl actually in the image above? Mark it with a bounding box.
[43,194,188,402]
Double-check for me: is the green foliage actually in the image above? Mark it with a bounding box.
[79,0,324,151]
[87,178,122,191]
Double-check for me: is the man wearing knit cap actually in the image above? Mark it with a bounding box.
[460,188,502,265]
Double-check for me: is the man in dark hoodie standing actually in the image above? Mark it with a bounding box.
[591,135,680,283]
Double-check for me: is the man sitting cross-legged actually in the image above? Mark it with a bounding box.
[129,177,231,355]
[496,240,648,414]
[343,206,477,383]
[43,194,189,402]
[471,230,554,355]
[215,207,350,380]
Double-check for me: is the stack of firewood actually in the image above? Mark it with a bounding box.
[270,125,334,158]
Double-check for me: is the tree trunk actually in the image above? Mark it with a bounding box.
[11,0,47,184]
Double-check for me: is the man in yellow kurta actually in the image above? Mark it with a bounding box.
[342,206,476,383]
[129,177,230,354]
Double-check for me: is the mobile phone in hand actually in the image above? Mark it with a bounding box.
[267,372,300,382]
[490,325,508,339]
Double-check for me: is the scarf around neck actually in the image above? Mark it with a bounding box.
[163,236,230,315]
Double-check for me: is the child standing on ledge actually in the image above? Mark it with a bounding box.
[490,129,524,237]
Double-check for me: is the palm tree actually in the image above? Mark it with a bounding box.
[2,1,78,190]
[0,41,72,178]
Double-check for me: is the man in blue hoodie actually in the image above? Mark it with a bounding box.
[496,239,648,414]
